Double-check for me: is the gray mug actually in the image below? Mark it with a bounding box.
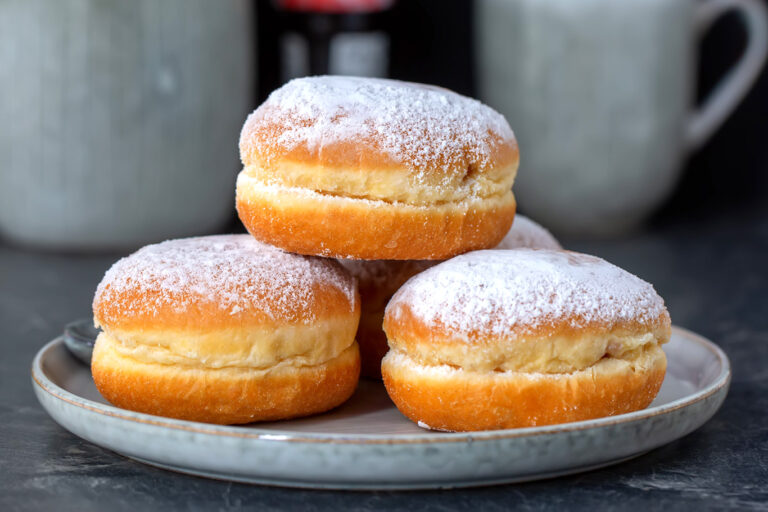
[0,0,253,250]
[477,0,768,235]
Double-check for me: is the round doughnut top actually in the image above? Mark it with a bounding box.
[94,235,357,327]
[239,76,518,175]
[387,249,669,341]
[496,215,561,251]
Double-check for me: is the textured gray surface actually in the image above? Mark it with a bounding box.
[1,210,766,511]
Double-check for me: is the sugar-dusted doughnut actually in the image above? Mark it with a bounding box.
[341,215,560,379]
[382,249,670,431]
[237,76,519,260]
[338,259,434,379]
[91,235,360,424]
[496,214,561,250]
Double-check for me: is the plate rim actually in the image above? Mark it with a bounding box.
[31,325,731,445]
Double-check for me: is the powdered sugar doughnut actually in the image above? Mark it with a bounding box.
[337,215,558,379]
[92,235,360,424]
[341,215,558,379]
[338,259,434,378]
[237,76,519,260]
[496,214,561,250]
[382,249,670,431]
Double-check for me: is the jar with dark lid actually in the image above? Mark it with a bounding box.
[258,0,396,97]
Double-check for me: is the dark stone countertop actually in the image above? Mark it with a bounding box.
[1,209,766,512]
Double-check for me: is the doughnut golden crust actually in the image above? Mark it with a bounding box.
[236,180,516,260]
[382,249,671,431]
[93,335,360,425]
[92,235,361,424]
[382,347,666,432]
[237,76,519,260]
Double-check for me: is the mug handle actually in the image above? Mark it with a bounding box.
[687,0,768,150]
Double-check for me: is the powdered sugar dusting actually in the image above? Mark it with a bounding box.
[240,76,516,176]
[388,249,668,340]
[496,215,562,250]
[95,235,357,324]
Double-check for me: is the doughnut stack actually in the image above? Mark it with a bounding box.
[91,76,671,430]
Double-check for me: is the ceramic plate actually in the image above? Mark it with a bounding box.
[32,326,730,490]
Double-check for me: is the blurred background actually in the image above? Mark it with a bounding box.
[3,3,766,502]
[1,0,767,250]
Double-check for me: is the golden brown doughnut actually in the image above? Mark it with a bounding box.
[496,214,562,250]
[237,76,519,260]
[382,249,671,431]
[339,214,561,380]
[337,260,434,379]
[91,235,361,424]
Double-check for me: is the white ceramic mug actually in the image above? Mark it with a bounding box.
[476,0,768,235]
[0,0,253,250]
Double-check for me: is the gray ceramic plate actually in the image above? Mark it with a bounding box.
[32,326,729,490]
